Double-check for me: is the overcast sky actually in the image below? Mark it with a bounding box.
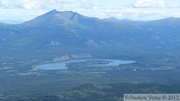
[0,0,180,24]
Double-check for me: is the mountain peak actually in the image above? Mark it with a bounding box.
[23,10,85,26]
[51,9,58,12]
[45,9,59,15]
[54,10,84,22]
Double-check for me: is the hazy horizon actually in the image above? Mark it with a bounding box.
[1,9,180,24]
[0,0,180,24]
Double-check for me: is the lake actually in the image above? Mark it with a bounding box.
[36,59,135,70]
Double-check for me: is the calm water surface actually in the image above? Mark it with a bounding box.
[36,59,135,70]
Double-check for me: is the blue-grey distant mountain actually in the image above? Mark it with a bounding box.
[0,9,180,55]
[22,10,86,26]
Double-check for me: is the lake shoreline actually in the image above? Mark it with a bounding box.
[36,59,135,70]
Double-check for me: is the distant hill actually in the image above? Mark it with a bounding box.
[0,9,180,56]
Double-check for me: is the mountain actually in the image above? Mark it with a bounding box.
[0,10,180,57]
[21,9,104,28]
[22,10,86,26]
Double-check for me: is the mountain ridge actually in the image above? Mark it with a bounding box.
[0,10,180,56]
[1,9,180,25]
[21,9,95,27]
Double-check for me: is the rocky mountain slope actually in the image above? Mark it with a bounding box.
[0,10,180,56]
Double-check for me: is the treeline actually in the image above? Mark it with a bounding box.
[13,83,180,101]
